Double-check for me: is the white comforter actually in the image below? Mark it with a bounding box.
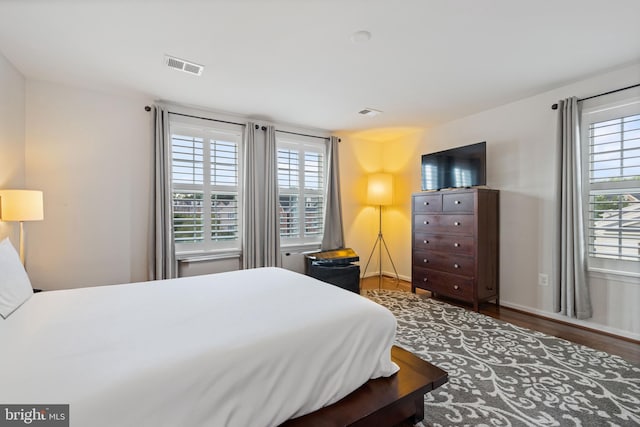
[0,267,398,427]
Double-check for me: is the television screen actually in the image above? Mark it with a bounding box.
[421,142,486,191]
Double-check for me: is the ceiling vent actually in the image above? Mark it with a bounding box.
[358,108,382,116]
[164,55,204,76]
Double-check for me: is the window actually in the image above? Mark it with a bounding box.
[277,136,326,246]
[170,119,242,255]
[582,98,640,276]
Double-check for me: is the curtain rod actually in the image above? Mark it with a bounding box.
[168,111,245,127]
[550,83,640,110]
[275,129,334,141]
[145,105,339,141]
[144,106,246,127]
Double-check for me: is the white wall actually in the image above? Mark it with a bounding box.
[25,80,153,289]
[336,133,385,276]
[0,51,25,245]
[337,128,425,280]
[349,63,640,339]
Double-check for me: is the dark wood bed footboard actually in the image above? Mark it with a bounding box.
[281,346,448,427]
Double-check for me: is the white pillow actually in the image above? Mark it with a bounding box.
[0,237,33,318]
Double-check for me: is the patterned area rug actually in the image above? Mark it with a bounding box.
[365,290,640,427]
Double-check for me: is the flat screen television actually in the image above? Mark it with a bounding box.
[421,141,486,191]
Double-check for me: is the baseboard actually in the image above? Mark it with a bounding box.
[362,273,639,342]
[361,270,412,283]
[499,300,640,342]
[364,271,640,343]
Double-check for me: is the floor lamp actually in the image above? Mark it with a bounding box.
[0,189,44,266]
[362,173,399,288]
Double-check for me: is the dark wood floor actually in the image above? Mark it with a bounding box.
[361,276,640,365]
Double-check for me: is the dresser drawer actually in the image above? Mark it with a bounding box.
[413,194,442,213]
[413,250,475,276]
[412,267,473,300]
[442,192,475,213]
[413,233,475,256]
[413,214,474,235]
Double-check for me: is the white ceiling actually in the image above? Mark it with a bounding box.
[0,0,639,132]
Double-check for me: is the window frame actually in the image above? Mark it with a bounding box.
[169,117,244,256]
[580,97,640,278]
[276,135,327,248]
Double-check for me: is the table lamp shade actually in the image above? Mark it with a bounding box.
[0,190,44,221]
[367,173,393,206]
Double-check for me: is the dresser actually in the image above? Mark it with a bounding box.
[411,188,499,311]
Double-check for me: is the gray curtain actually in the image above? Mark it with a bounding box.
[263,125,281,266]
[243,123,258,269]
[555,97,592,319]
[149,105,177,280]
[321,136,345,250]
[242,123,281,269]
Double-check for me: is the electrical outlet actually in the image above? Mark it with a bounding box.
[538,273,549,287]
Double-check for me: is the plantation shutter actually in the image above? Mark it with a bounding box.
[172,135,205,243]
[278,148,300,238]
[169,118,243,254]
[303,151,324,237]
[210,139,239,242]
[277,139,326,244]
[587,113,640,262]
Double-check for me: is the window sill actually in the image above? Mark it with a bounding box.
[280,242,322,253]
[588,267,640,284]
[177,250,241,263]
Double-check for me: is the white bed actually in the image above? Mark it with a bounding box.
[0,267,399,427]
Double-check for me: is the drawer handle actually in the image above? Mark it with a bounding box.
[423,259,429,263]
[454,221,461,226]
[454,200,461,205]
[423,220,429,225]
[423,201,429,206]
[454,263,460,269]
[423,240,429,244]
[454,242,460,247]
[423,278,428,282]
[453,285,459,290]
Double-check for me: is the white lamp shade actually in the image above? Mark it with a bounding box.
[0,190,44,221]
[367,173,393,206]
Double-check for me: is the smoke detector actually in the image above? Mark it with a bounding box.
[358,108,382,117]
[164,55,204,76]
